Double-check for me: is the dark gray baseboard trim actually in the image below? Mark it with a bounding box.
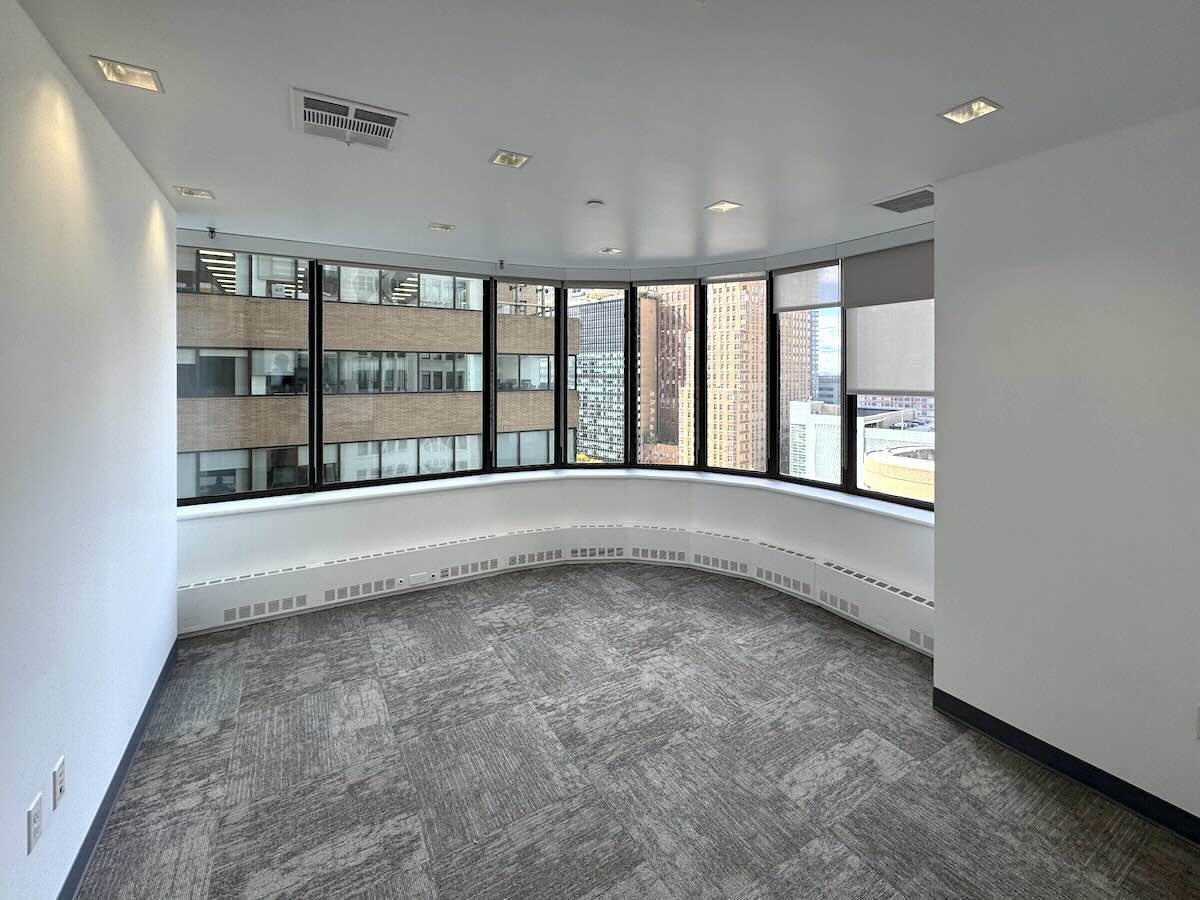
[57,643,177,900]
[933,687,1199,846]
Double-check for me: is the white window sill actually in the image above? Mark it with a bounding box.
[178,469,933,528]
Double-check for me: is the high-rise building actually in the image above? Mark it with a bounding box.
[568,290,625,462]
[777,307,814,465]
[637,284,695,465]
[705,279,767,471]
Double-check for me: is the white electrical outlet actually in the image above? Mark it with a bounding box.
[26,793,43,854]
[52,757,66,809]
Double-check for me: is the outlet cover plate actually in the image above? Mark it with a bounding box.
[27,793,43,854]
[53,757,65,809]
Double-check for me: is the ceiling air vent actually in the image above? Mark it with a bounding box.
[290,88,407,150]
[874,186,934,214]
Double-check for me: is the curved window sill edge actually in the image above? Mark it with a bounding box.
[177,469,934,528]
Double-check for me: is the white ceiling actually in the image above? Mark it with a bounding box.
[21,0,1200,268]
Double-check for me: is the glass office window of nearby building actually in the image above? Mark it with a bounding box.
[495,281,562,469]
[322,261,485,485]
[322,264,483,309]
[177,247,310,299]
[567,287,626,464]
[176,247,311,501]
[843,240,935,504]
[775,263,842,484]
[635,284,696,465]
[705,277,767,472]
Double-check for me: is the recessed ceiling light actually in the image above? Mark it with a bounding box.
[490,149,531,169]
[940,96,1002,124]
[599,247,623,255]
[585,199,605,208]
[706,200,742,213]
[428,222,456,232]
[174,185,215,200]
[92,56,163,92]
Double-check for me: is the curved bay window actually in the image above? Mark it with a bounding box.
[176,237,932,511]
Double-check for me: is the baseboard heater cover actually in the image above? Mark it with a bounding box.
[178,525,934,655]
[933,688,1200,847]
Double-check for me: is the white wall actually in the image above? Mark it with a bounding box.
[935,105,1200,816]
[0,1,177,896]
[178,470,933,599]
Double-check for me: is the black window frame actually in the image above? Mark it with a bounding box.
[176,245,932,511]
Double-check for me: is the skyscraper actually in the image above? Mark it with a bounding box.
[568,290,625,462]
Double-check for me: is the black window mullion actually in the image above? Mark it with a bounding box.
[841,302,853,492]
[625,285,636,466]
[695,280,707,469]
[555,285,567,466]
[766,272,780,477]
[483,278,496,471]
[309,260,323,490]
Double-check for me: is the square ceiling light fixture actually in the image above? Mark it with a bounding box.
[940,96,1002,124]
[428,222,456,231]
[92,56,163,92]
[490,149,531,169]
[706,200,743,213]
[174,186,215,200]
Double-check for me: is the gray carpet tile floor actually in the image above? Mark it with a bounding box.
[79,564,1199,900]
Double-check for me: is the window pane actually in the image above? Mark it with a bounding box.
[779,306,841,483]
[198,449,250,496]
[705,279,767,472]
[177,246,310,502]
[381,269,419,305]
[196,249,249,295]
[857,396,935,503]
[251,446,309,490]
[382,352,418,392]
[322,443,338,482]
[176,247,197,292]
[177,452,197,499]
[250,349,308,395]
[496,283,558,468]
[324,263,482,483]
[381,439,417,477]
[420,273,454,308]
[338,352,381,393]
[419,436,455,473]
[340,266,380,304]
[455,278,484,310]
[497,354,519,390]
[419,353,455,392]
[519,430,550,466]
[496,432,518,468]
[461,354,483,391]
[321,264,340,301]
[338,442,381,482]
[183,349,248,398]
[252,254,305,299]
[567,287,625,464]
[454,434,482,470]
[636,284,695,465]
[519,355,551,390]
